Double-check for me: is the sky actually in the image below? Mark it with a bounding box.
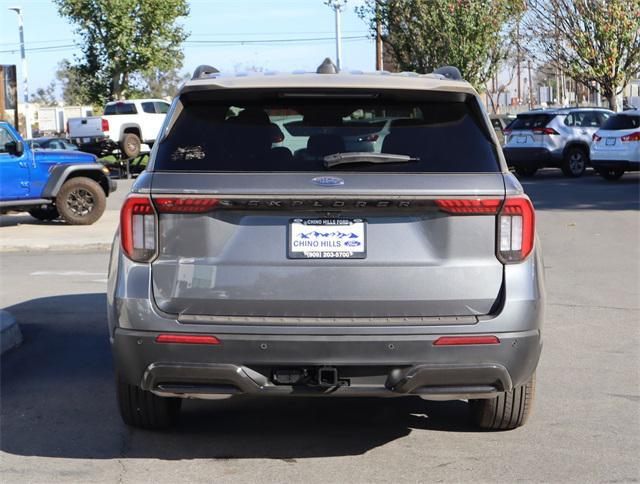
[0,0,376,97]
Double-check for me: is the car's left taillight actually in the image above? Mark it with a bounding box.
[120,196,156,262]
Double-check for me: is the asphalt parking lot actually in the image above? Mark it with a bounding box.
[1,170,639,483]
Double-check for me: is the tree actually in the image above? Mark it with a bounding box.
[129,64,190,99]
[31,82,58,106]
[356,0,526,90]
[54,0,189,105]
[55,59,91,106]
[527,0,640,111]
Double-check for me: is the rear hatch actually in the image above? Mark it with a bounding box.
[505,113,556,147]
[148,88,506,320]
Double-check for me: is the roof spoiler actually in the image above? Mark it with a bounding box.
[192,65,220,80]
[433,66,463,81]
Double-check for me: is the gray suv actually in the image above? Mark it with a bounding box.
[108,61,544,431]
[503,107,613,177]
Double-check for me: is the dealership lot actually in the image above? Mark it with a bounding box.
[1,170,638,483]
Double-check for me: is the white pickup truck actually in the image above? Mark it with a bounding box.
[68,99,170,158]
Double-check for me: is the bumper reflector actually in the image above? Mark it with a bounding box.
[155,334,221,345]
[433,336,500,346]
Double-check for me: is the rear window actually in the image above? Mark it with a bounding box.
[154,93,499,173]
[104,103,137,115]
[509,114,555,130]
[601,114,640,130]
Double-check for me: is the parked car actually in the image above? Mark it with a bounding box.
[108,62,544,431]
[503,107,613,177]
[29,137,80,151]
[490,114,516,146]
[591,111,640,180]
[0,121,116,224]
[68,98,170,158]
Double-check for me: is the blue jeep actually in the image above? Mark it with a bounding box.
[0,121,116,225]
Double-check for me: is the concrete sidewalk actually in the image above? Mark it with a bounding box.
[0,179,132,252]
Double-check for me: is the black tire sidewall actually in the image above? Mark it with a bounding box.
[562,147,587,177]
[121,133,141,158]
[55,177,106,225]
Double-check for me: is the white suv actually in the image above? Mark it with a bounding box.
[503,108,613,177]
[591,111,640,180]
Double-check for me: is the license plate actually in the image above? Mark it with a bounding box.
[606,137,616,146]
[288,219,366,259]
[517,135,527,144]
[82,137,90,143]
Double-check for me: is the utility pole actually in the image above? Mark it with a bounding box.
[8,6,32,139]
[326,0,346,70]
[516,21,521,105]
[527,58,533,108]
[375,2,383,71]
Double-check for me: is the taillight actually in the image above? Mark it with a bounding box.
[436,196,535,264]
[357,133,380,142]
[621,131,640,142]
[153,197,219,213]
[498,196,535,263]
[503,129,512,136]
[593,134,602,142]
[101,118,109,132]
[533,127,559,135]
[120,196,156,262]
[435,198,501,214]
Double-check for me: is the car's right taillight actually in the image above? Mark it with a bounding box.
[498,196,535,263]
[120,196,156,262]
[101,118,109,133]
[621,131,640,142]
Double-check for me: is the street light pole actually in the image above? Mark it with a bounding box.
[326,0,346,70]
[8,6,31,139]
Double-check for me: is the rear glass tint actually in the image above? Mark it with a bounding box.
[509,114,554,130]
[104,103,138,115]
[154,95,499,173]
[601,114,640,130]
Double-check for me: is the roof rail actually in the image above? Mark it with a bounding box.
[433,66,463,81]
[317,58,339,74]
[192,65,220,80]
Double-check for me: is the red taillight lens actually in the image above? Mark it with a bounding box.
[533,127,559,135]
[435,198,502,214]
[120,196,156,262]
[156,334,221,345]
[357,133,380,142]
[593,134,602,142]
[153,197,219,213]
[621,131,640,142]
[101,118,109,132]
[498,196,535,263]
[433,336,500,346]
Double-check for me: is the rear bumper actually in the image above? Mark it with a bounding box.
[113,328,541,400]
[591,159,640,172]
[503,147,562,167]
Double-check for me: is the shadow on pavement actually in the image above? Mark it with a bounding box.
[519,169,639,211]
[0,214,68,227]
[1,293,477,461]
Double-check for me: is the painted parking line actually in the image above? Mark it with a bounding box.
[30,271,107,277]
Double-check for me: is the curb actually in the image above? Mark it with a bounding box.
[0,243,112,253]
[1,309,22,355]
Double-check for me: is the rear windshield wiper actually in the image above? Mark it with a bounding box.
[323,152,419,168]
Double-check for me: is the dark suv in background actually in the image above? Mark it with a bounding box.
[108,62,544,432]
[503,107,612,177]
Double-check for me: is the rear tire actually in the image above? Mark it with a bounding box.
[515,166,538,177]
[116,375,181,430]
[121,133,141,158]
[561,147,587,177]
[55,177,106,225]
[28,206,59,221]
[597,168,625,180]
[469,373,535,430]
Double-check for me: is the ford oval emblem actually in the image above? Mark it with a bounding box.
[311,176,344,187]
